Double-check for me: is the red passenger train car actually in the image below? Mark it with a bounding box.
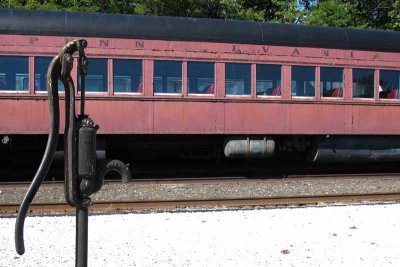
[1,9,400,177]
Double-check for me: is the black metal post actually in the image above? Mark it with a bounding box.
[76,203,89,267]
[76,42,89,267]
[79,48,87,117]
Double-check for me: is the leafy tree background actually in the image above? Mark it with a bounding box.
[0,0,399,30]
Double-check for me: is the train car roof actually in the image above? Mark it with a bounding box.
[1,8,400,53]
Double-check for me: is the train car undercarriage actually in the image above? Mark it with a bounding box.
[1,134,400,181]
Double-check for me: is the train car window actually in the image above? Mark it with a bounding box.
[256,64,281,96]
[113,59,142,93]
[320,67,344,98]
[225,63,251,95]
[0,56,28,91]
[353,69,374,98]
[78,58,108,92]
[34,57,64,92]
[154,60,182,94]
[291,66,316,97]
[379,70,400,99]
[187,62,214,95]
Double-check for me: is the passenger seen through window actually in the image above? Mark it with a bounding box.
[320,67,343,98]
[379,70,400,99]
[353,69,374,98]
[188,62,214,94]
[256,64,281,96]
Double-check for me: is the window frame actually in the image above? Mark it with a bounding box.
[225,62,252,98]
[255,63,282,99]
[187,61,216,96]
[77,57,109,95]
[352,68,375,100]
[0,55,30,94]
[33,56,67,95]
[291,65,317,99]
[113,58,144,95]
[378,68,400,101]
[153,59,183,96]
[320,66,345,100]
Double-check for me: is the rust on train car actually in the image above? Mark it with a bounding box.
[2,98,400,135]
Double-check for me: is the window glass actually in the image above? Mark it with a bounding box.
[291,66,315,97]
[256,64,281,96]
[154,60,182,94]
[78,58,108,92]
[35,57,64,92]
[0,56,28,91]
[188,62,214,94]
[353,69,374,98]
[320,67,344,98]
[379,70,400,99]
[225,63,251,95]
[113,59,142,93]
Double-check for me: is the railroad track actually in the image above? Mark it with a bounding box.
[2,192,400,214]
[2,173,400,214]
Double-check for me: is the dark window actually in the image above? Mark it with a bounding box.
[188,62,214,94]
[353,69,374,98]
[113,59,142,93]
[35,57,64,92]
[256,64,281,96]
[0,56,28,91]
[379,70,400,99]
[79,58,108,92]
[291,66,315,97]
[154,60,182,94]
[225,63,251,95]
[320,67,344,98]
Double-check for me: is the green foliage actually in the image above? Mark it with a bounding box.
[0,0,136,13]
[0,0,301,22]
[270,0,304,24]
[133,0,265,21]
[303,0,364,28]
[0,0,399,30]
[304,0,400,30]
[348,0,392,29]
[388,0,400,30]
[239,0,304,23]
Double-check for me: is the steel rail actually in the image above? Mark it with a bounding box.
[2,192,400,214]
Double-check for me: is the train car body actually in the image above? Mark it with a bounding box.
[1,9,400,172]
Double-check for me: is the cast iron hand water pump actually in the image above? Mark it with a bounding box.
[14,40,131,266]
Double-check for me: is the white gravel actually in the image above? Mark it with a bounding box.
[1,203,400,267]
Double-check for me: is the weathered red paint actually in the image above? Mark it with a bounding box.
[1,98,400,135]
[2,34,400,67]
[1,34,400,136]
